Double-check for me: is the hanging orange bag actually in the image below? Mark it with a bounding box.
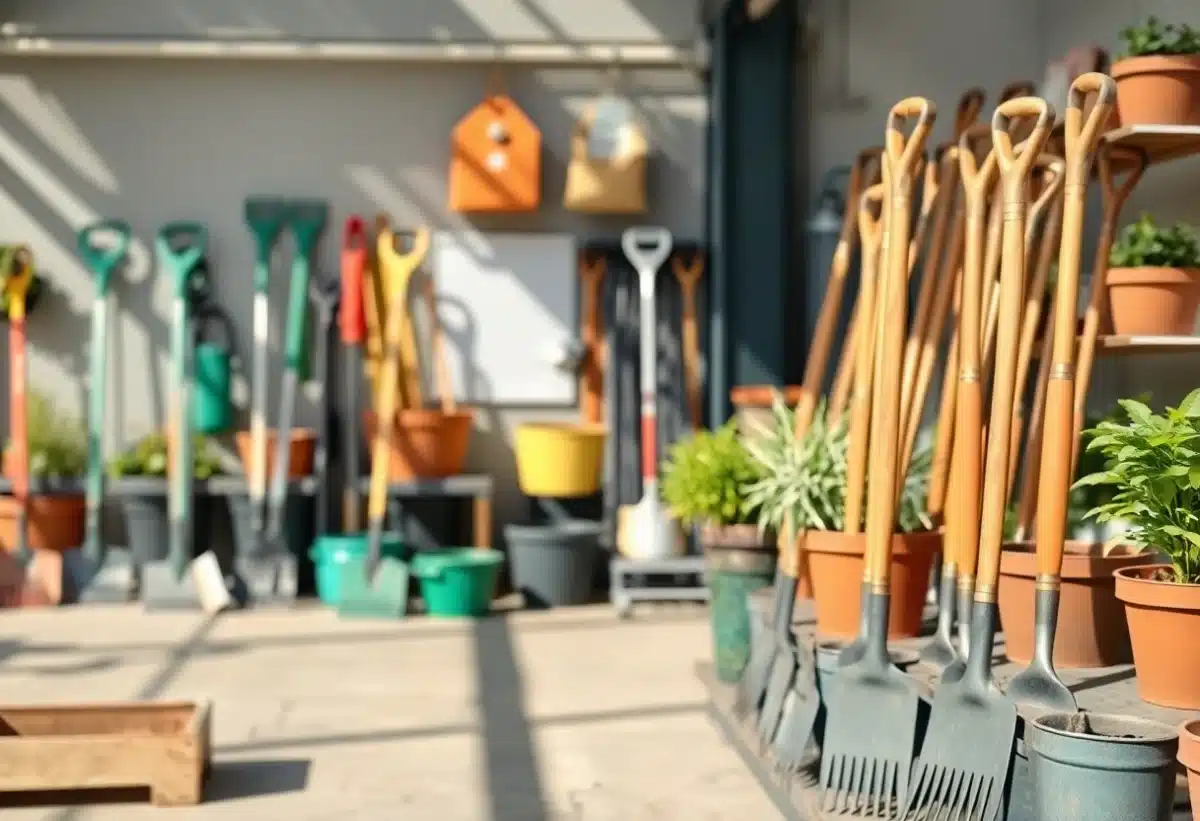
[448,78,542,213]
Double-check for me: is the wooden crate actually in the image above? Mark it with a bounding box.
[0,701,211,806]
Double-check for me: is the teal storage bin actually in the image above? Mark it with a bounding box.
[310,533,405,606]
[412,549,504,617]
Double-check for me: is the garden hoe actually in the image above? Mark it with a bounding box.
[72,220,131,600]
[820,97,933,815]
[0,248,35,604]
[264,200,327,597]
[773,182,887,778]
[340,216,368,532]
[620,227,677,561]
[243,197,287,560]
[900,95,1055,821]
[347,223,429,617]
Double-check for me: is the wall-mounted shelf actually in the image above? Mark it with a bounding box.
[0,35,708,68]
[1033,335,1200,359]
[1103,124,1200,167]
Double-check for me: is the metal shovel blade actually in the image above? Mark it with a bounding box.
[757,639,797,749]
[338,555,410,619]
[899,602,1015,821]
[1004,588,1076,714]
[772,656,821,775]
[732,572,783,717]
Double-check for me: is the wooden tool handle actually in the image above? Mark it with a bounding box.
[1033,74,1116,579]
[866,98,935,588]
[367,238,412,523]
[340,216,368,345]
[927,312,960,519]
[977,99,1053,596]
[672,253,705,430]
[1014,310,1056,540]
[846,184,886,537]
[954,88,987,139]
[423,271,457,414]
[999,81,1037,103]
[579,253,606,425]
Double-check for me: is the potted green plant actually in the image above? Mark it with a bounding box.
[1113,16,1200,126]
[0,391,87,555]
[1075,390,1200,708]
[742,394,938,641]
[1106,214,1200,336]
[660,420,772,682]
[108,432,222,564]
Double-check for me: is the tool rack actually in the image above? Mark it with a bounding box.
[700,121,1200,820]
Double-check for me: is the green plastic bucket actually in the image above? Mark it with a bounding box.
[412,549,504,617]
[310,533,405,606]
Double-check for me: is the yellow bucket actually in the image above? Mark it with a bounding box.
[514,423,607,497]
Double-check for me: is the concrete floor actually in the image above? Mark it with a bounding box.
[0,602,777,820]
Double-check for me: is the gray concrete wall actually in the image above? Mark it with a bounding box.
[0,0,706,539]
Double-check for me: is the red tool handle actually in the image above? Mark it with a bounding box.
[340,215,368,345]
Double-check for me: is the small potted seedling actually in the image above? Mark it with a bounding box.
[1075,390,1200,708]
[742,394,938,641]
[108,432,222,565]
[1113,16,1200,126]
[1106,214,1200,336]
[660,420,771,681]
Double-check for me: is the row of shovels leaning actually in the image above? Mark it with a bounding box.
[736,73,1138,818]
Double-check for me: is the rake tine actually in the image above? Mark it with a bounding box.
[946,770,968,821]
[870,760,885,817]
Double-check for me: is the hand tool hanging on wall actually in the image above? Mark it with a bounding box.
[563,86,649,215]
[671,253,704,431]
[819,97,933,814]
[901,95,1056,821]
[618,227,679,560]
[263,201,327,575]
[309,266,340,543]
[340,216,368,533]
[1,248,35,597]
[76,220,131,588]
[243,199,287,558]
[372,217,429,411]
[578,252,607,425]
[773,182,888,777]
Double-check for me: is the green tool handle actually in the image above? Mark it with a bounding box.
[77,219,132,292]
[168,296,193,581]
[283,257,312,370]
[157,222,208,294]
[84,293,109,563]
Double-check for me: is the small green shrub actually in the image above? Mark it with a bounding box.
[661,421,762,528]
[107,431,223,480]
[1119,16,1200,58]
[10,392,88,478]
[1109,214,1200,270]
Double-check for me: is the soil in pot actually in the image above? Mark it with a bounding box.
[1106,266,1200,336]
[234,429,317,479]
[0,494,84,553]
[1029,712,1179,821]
[998,540,1155,668]
[703,527,777,683]
[363,409,473,481]
[504,520,602,609]
[1177,719,1200,815]
[1115,564,1200,709]
[804,529,939,640]
[1113,55,1200,127]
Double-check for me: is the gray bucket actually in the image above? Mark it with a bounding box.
[505,520,602,608]
[120,491,214,565]
[1029,712,1179,821]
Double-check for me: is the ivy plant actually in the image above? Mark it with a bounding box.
[1119,16,1200,58]
[1109,214,1200,269]
[1074,390,1200,584]
[741,392,933,542]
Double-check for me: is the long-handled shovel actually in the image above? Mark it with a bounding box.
[2,248,35,601]
[1006,79,1118,720]
[900,95,1053,821]
[820,96,934,815]
[75,220,131,595]
[310,268,340,543]
[579,253,607,426]
[264,201,327,583]
[243,198,287,556]
[340,216,368,533]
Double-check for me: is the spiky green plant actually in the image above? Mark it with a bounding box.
[14,391,87,478]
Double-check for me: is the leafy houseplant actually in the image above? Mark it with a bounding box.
[661,421,761,531]
[741,393,938,640]
[1112,16,1200,127]
[1076,391,1200,708]
[1105,214,1200,336]
[107,431,223,479]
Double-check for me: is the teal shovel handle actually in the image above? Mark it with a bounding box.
[77,219,132,292]
[156,222,208,294]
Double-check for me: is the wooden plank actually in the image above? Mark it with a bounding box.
[0,701,211,807]
[1104,124,1200,167]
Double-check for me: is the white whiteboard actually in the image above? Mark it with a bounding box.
[431,231,576,405]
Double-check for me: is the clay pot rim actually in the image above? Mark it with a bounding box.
[235,428,318,442]
[1114,563,1200,609]
[699,522,774,550]
[1000,540,1156,580]
[1112,53,1200,78]
[1106,266,1200,286]
[364,408,475,423]
[804,528,941,557]
[1178,720,1200,770]
[730,385,804,408]
[1032,711,1179,745]
[516,421,607,436]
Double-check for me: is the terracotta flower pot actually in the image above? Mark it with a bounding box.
[1178,719,1200,813]
[998,541,1156,668]
[1114,564,1200,709]
[363,409,473,481]
[0,494,84,553]
[804,529,939,640]
[234,428,317,479]
[1105,266,1200,336]
[1112,55,1200,127]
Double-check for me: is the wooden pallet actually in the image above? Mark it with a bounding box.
[0,701,211,807]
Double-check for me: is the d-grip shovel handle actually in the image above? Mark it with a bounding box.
[77,219,132,290]
[622,227,673,282]
[340,216,368,345]
[1034,73,1116,582]
[975,97,1055,599]
[158,222,208,294]
[954,87,986,140]
[864,97,935,591]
